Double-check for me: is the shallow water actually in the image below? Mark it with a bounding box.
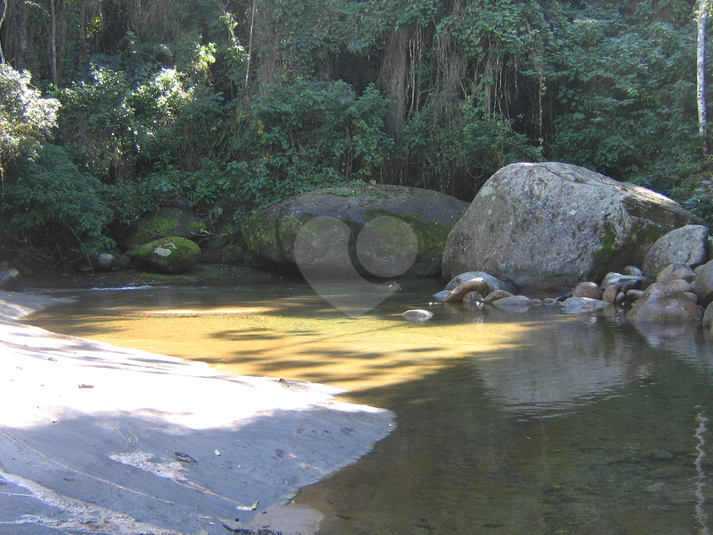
[28,279,713,535]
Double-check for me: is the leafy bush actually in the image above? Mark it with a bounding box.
[3,144,113,260]
[227,80,393,208]
[0,65,60,180]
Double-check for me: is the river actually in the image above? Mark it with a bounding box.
[26,278,713,535]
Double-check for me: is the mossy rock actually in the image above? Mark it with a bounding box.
[123,207,208,249]
[130,236,202,274]
[242,184,468,277]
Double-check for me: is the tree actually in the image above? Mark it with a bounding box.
[698,0,709,158]
[0,64,60,182]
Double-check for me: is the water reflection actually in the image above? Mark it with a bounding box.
[472,314,633,414]
[28,280,713,534]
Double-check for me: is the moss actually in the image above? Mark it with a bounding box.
[130,236,201,274]
[587,220,669,281]
[124,207,207,249]
[316,182,387,199]
[242,213,280,259]
[365,209,451,267]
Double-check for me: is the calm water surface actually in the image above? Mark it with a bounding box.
[27,279,713,535]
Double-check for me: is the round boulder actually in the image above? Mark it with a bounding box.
[572,281,602,300]
[130,237,202,274]
[443,277,492,303]
[642,224,709,279]
[692,260,713,307]
[242,184,468,277]
[0,267,22,291]
[442,162,704,292]
[655,263,696,284]
[444,271,518,294]
[627,282,704,323]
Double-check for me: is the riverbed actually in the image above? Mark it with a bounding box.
[26,278,713,535]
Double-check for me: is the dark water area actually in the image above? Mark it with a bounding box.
[26,279,713,535]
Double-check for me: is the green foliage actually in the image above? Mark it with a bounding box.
[55,65,136,180]
[228,80,393,208]
[0,65,60,180]
[547,6,698,183]
[3,0,713,268]
[2,144,113,259]
[57,56,227,181]
[400,99,542,197]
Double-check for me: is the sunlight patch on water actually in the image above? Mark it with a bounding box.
[47,309,535,393]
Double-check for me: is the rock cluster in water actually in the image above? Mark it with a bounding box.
[411,224,713,332]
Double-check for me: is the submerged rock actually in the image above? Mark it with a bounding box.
[402,309,434,322]
[490,295,531,311]
[560,297,612,314]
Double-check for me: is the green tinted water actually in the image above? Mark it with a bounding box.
[28,280,713,534]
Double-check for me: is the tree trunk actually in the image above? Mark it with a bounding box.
[50,0,57,85]
[698,0,709,159]
[245,0,256,85]
[0,0,7,64]
[381,27,410,138]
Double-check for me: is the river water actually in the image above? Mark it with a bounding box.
[26,279,713,535]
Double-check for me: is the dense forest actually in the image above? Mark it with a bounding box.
[0,0,711,266]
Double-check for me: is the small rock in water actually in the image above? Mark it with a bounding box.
[431,290,451,303]
[402,309,434,322]
[560,297,612,314]
[483,290,514,304]
[380,281,402,291]
[462,291,484,304]
[490,295,531,310]
[572,281,602,300]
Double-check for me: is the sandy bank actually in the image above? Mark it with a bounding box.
[0,291,394,535]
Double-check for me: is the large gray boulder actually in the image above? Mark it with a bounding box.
[642,224,709,279]
[442,162,704,291]
[242,184,468,277]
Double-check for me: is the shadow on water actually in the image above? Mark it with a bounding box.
[27,280,713,534]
